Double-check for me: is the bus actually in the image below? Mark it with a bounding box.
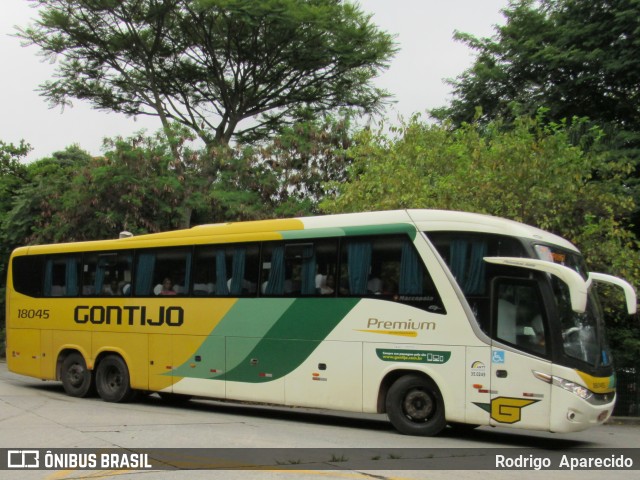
[5,210,637,436]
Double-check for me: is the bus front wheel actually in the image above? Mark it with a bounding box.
[386,374,446,436]
[95,355,135,403]
[60,352,94,398]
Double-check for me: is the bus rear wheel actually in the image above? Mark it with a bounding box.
[60,352,94,398]
[386,374,446,436]
[95,355,135,403]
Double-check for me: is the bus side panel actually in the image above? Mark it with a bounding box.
[489,350,551,431]
[362,343,466,421]
[464,346,491,426]
[284,340,363,411]
[225,337,285,404]
[40,329,54,379]
[148,334,174,393]
[170,334,226,399]
[7,328,41,379]
[92,332,149,390]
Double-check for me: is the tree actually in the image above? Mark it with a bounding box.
[324,114,634,240]
[436,0,640,129]
[433,0,640,235]
[2,146,93,245]
[0,141,30,221]
[3,114,353,243]
[0,141,32,333]
[323,114,640,364]
[254,111,354,216]
[20,0,396,148]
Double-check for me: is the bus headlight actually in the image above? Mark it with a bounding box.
[533,371,594,401]
[553,377,593,401]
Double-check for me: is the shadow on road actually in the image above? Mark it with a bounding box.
[15,377,593,449]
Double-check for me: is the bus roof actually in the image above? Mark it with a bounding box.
[406,210,578,252]
[13,209,578,255]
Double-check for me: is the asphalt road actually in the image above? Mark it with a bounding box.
[1,360,638,480]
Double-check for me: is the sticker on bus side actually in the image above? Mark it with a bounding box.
[375,349,450,364]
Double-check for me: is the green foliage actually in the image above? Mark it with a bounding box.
[0,111,353,247]
[0,141,32,331]
[255,112,354,215]
[3,146,93,244]
[20,0,396,146]
[439,0,640,129]
[325,113,634,249]
[0,141,30,217]
[434,0,640,235]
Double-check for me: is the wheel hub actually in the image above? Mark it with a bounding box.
[403,389,434,421]
[68,365,84,387]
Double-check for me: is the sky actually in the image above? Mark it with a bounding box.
[1,0,509,161]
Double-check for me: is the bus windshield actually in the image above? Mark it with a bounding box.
[535,245,612,369]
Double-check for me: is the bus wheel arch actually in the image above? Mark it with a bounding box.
[381,371,446,436]
[58,350,95,398]
[94,352,137,403]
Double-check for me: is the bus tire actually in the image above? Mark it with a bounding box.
[60,352,94,398]
[95,355,135,403]
[386,374,446,436]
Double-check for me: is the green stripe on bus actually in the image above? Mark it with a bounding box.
[279,224,416,241]
[341,224,416,240]
[171,298,360,383]
[224,298,359,383]
[169,299,294,380]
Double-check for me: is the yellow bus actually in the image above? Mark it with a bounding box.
[6,210,637,436]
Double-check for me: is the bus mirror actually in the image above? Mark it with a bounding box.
[484,257,588,314]
[587,273,637,315]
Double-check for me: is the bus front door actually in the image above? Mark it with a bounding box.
[489,278,552,431]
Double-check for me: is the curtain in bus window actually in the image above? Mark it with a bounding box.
[265,246,285,295]
[465,241,487,294]
[399,240,423,295]
[347,240,372,295]
[300,245,317,295]
[215,250,229,295]
[136,252,156,295]
[65,257,79,296]
[229,248,246,295]
[450,240,487,295]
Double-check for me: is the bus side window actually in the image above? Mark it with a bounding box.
[12,255,45,297]
[192,244,259,297]
[44,255,81,297]
[260,239,338,297]
[313,239,339,296]
[193,246,217,295]
[339,235,445,313]
[133,248,192,296]
[83,252,132,296]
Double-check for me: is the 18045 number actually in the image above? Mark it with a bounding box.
[17,309,50,319]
